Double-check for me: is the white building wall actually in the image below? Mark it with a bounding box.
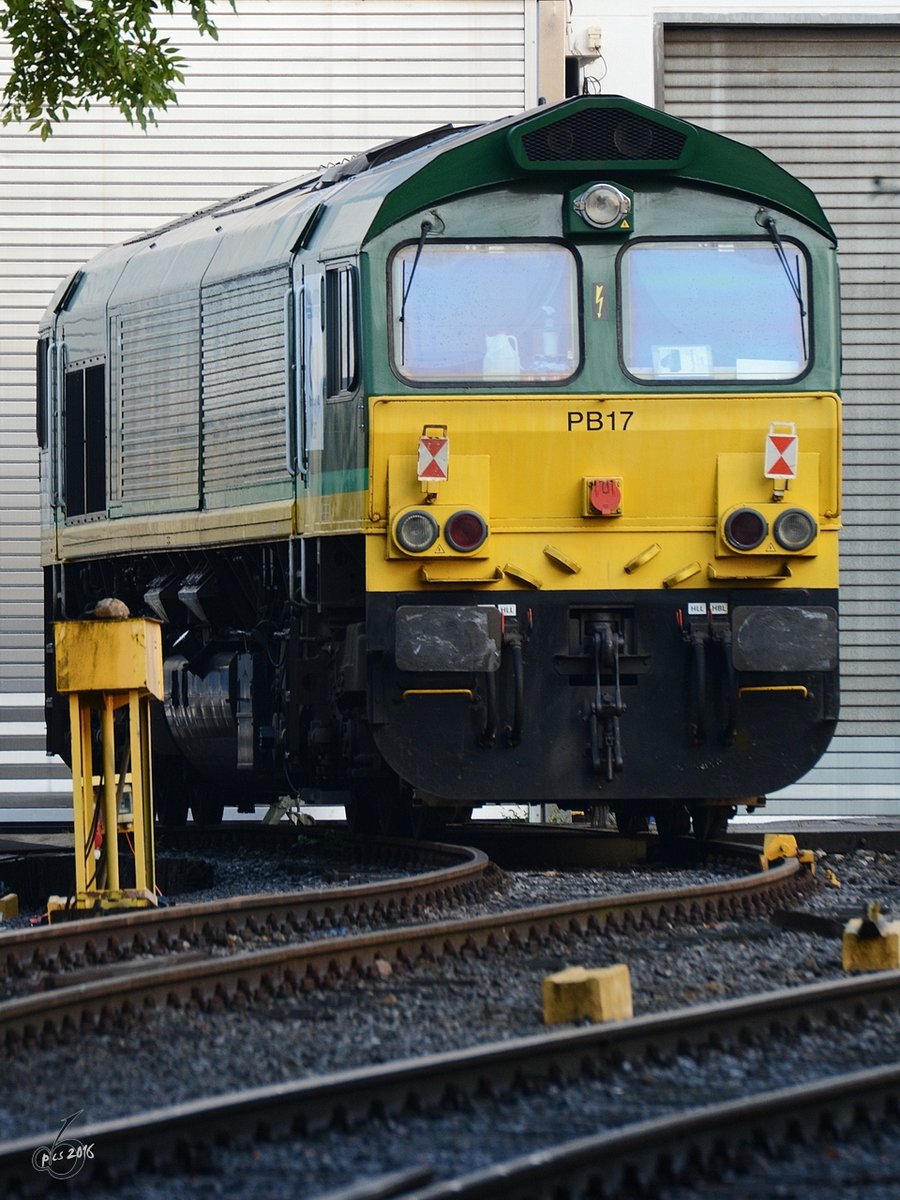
[568,1,900,104]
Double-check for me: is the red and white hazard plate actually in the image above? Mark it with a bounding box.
[764,426,798,479]
[417,435,449,482]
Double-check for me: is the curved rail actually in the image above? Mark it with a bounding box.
[0,838,492,978]
[0,855,806,1051]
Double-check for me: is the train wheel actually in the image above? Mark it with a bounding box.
[654,803,691,844]
[154,760,189,826]
[410,805,452,840]
[370,778,411,837]
[155,790,189,826]
[345,803,378,834]
[346,782,380,835]
[690,805,733,843]
[613,809,649,836]
[189,784,225,825]
[346,776,414,836]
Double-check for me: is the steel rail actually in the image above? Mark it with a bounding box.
[0,966,897,1197]
[0,831,765,979]
[398,1060,900,1200]
[0,838,491,975]
[0,856,805,1050]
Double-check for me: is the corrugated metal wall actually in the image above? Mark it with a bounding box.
[0,0,534,807]
[663,23,900,810]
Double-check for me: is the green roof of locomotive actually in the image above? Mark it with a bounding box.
[360,95,835,244]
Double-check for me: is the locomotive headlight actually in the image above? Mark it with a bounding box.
[724,507,768,552]
[445,510,488,553]
[573,183,632,230]
[773,508,817,551]
[394,509,440,553]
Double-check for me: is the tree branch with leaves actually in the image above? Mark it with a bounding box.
[0,0,235,139]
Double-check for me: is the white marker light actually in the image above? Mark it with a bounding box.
[574,183,631,230]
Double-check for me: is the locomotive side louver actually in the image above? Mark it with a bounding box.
[508,100,694,172]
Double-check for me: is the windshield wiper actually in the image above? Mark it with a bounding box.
[399,219,433,326]
[757,209,808,358]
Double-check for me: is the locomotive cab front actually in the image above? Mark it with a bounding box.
[356,98,840,833]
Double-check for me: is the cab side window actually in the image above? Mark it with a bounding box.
[64,361,106,517]
[325,265,357,397]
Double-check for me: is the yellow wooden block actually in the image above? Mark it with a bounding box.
[542,964,633,1026]
[842,919,900,972]
[54,618,163,698]
[0,893,19,920]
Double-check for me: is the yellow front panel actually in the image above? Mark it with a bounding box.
[367,393,841,593]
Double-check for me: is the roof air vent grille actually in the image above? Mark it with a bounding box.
[517,106,688,168]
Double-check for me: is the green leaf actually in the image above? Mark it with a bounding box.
[1,0,235,135]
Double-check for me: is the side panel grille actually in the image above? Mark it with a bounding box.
[201,266,289,502]
[110,293,200,513]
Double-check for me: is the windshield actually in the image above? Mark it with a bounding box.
[620,239,810,382]
[391,241,579,383]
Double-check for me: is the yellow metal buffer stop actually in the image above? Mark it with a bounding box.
[51,610,163,919]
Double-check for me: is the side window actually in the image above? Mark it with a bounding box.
[64,362,106,517]
[325,265,357,397]
[36,337,50,449]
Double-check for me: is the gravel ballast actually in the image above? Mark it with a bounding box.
[3,841,900,1199]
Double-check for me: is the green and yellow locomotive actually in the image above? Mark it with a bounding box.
[39,95,841,835]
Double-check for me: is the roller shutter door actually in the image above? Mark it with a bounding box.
[0,0,535,807]
[663,24,900,810]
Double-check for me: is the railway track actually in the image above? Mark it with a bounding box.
[0,818,678,912]
[0,834,771,983]
[394,1057,900,1200]
[2,967,897,1197]
[0,835,828,1198]
[0,842,804,1051]
[0,836,492,981]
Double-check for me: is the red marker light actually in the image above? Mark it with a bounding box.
[724,508,767,551]
[445,510,488,553]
